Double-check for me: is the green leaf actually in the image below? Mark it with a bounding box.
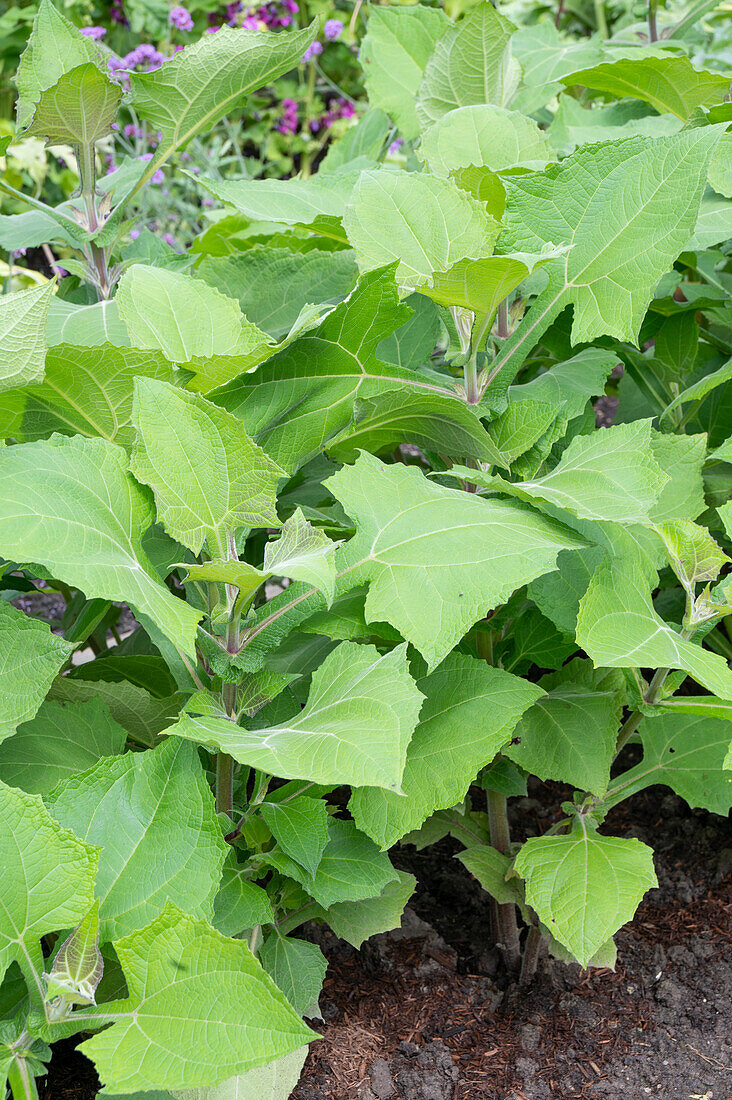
[506,673,622,796]
[528,546,606,635]
[709,132,732,198]
[0,698,126,794]
[0,435,201,656]
[648,431,707,524]
[53,676,180,746]
[377,292,441,370]
[359,3,450,139]
[0,281,54,393]
[260,796,329,878]
[45,901,103,1007]
[25,63,121,147]
[486,400,558,466]
[197,248,358,341]
[211,267,452,474]
[125,20,317,198]
[171,642,423,791]
[456,420,668,523]
[350,654,541,848]
[492,129,723,389]
[322,871,416,949]
[0,602,73,744]
[264,509,340,605]
[421,248,566,320]
[47,298,130,348]
[509,21,603,114]
[326,451,587,670]
[576,558,732,698]
[212,852,275,938]
[420,104,552,178]
[0,343,174,446]
[327,387,505,467]
[606,713,731,815]
[456,847,517,905]
[549,97,682,155]
[506,348,618,421]
[117,264,270,366]
[131,378,284,554]
[258,935,327,1016]
[193,171,355,238]
[262,818,398,909]
[46,740,226,940]
[415,0,517,130]
[343,170,500,293]
[514,822,657,966]
[561,56,732,120]
[659,357,732,423]
[169,1048,308,1100]
[0,779,97,984]
[77,904,314,1091]
[15,0,105,131]
[655,519,729,594]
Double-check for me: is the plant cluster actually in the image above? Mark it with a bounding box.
[0,0,731,1098]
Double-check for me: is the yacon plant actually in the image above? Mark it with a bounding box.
[0,1,731,1098]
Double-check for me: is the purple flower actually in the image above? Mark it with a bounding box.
[57,268,68,279]
[162,233,177,248]
[80,25,107,39]
[302,40,323,62]
[169,5,194,30]
[129,228,141,240]
[388,138,404,156]
[138,152,164,185]
[206,24,220,32]
[324,18,343,40]
[242,14,260,28]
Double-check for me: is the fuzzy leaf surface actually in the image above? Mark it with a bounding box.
[0,602,73,744]
[0,281,53,393]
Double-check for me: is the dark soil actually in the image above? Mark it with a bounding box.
[39,788,731,1100]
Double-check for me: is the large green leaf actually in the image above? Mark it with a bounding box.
[452,420,668,523]
[506,669,622,796]
[25,63,121,147]
[46,299,130,348]
[606,712,731,815]
[350,654,541,848]
[343,170,499,292]
[0,281,54,394]
[0,602,73,744]
[419,104,552,178]
[15,0,104,131]
[322,871,416,949]
[52,676,180,747]
[326,451,587,670]
[509,21,603,113]
[47,740,227,940]
[0,779,97,984]
[171,642,423,791]
[131,378,284,554]
[576,558,732,698]
[260,796,329,878]
[197,248,358,340]
[0,698,126,794]
[211,267,454,474]
[76,905,314,1091]
[0,344,174,446]
[169,1048,309,1100]
[124,21,317,199]
[415,0,517,130]
[212,851,275,938]
[489,128,723,392]
[549,97,682,155]
[514,822,657,966]
[359,3,450,139]
[561,56,732,120]
[343,169,497,294]
[192,172,355,238]
[0,435,201,655]
[117,264,270,366]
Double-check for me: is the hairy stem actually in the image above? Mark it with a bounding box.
[214,530,240,817]
[486,789,521,971]
[495,299,509,339]
[647,0,658,41]
[519,924,543,986]
[8,1058,40,1100]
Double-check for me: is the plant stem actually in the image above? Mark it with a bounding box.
[614,627,693,756]
[519,924,543,986]
[8,1058,40,1100]
[495,299,509,339]
[464,312,493,405]
[593,0,609,38]
[486,789,521,972]
[647,0,658,41]
[214,530,240,817]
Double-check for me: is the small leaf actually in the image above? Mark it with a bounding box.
[131,378,284,554]
[655,519,729,594]
[258,935,327,1016]
[0,603,73,744]
[45,901,103,1007]
[514,822,657,967]
[456,848,517,906]
[264,509,340,605]
[0,281,54,393]
[25,63,121,147]
[260,796,330,878]
[212,852,275,938]
[323,871,416,949]
[419,104,552,178]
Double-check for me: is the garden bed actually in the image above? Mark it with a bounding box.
[41,786,731,1100]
